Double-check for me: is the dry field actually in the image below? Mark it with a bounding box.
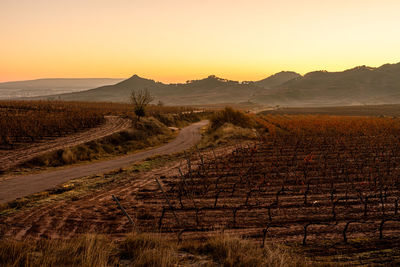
[2,114,400,264]
[135,115,400,262]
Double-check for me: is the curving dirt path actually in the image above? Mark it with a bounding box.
[0,116,131,171]
[0,120,208,204]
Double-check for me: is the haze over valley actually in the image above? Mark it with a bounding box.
[0,78,124,99]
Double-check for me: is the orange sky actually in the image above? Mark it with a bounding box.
[1,0,400,83]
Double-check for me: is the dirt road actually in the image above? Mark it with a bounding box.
[0,116,131,171]
[1,143,233,240]
[0,120,208,204]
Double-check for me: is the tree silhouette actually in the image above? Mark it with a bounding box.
[130,88,154,122]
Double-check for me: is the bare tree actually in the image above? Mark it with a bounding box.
[130,88,154,122]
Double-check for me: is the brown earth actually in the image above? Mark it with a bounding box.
[0,116,131,172]
[0,143,234,241]
[1,139,399,265]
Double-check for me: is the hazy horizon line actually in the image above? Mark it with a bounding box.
[1,60,399,84]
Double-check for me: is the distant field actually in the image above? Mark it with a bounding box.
[259,104,400,116]
[0,101,105,148]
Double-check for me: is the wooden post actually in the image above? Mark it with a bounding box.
[178,167,185,178]
[195,144,205,169]
[155,178,181,226]
[184,151,192,173]
[212,146,217,161]
[112,195,136,227]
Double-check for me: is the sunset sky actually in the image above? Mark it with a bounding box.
[1,0,400,83]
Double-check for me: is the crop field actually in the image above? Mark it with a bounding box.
[132,115,400,260]
[0,101,104,148]
[0,100,200,148]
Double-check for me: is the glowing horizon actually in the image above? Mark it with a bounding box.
[1,0,400,83]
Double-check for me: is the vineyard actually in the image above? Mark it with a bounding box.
[0,100,200,148]
[134,115,400,248]
[2,114,400,264]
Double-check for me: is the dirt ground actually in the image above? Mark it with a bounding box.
[0,144,233,240]
[1,141,399,265]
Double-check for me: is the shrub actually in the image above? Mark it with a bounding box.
[61,148,77,164]
[210,107,254,130]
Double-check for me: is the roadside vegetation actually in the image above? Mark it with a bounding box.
[19,117,174,169]
[13,112,205,172]
[199,107,258,148]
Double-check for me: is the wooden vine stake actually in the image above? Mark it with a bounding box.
[112,194,136,227]
[155,177,182,227]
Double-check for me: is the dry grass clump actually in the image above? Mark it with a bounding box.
[0,233,307,266]
[181,234,307,267]
[0,234,115,267]
[120,232,179,267]
[0,233,179,267]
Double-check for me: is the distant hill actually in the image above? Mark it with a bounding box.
[253,63,400,106]
[18,62,400,106]
[48,75,168,102]
[0,78,124,99]
[254,71,301,89]
[42,75,266,105]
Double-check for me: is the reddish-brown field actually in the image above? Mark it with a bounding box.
[2,114,400,264]
[136,115,400,263]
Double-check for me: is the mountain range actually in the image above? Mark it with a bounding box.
[5,62,400,106]
[254,63,400,106]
